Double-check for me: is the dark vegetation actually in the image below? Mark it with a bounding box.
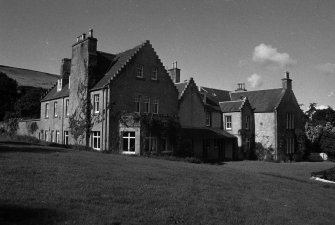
[311,167,335,182]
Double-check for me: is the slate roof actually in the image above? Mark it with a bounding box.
[200,87,231,104]
[0,65,58,89]
[41,83,69,102]
[175,82,188,99]
[92,41,148,90]
[230,88,285,113]
[181,127,236,139]
[219,100,244,112]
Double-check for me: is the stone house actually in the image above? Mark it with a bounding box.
[229,73,304,160]
[174,72,237,161]
[20,30,179,154]
[219,97,255,159]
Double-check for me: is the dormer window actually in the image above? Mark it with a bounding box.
[57,79,62,92]
[136,65,144,78]
[151,67,158,80]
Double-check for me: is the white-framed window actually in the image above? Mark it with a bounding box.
[143,96,150,113]
[151,97,159,114]
[64,131,69,145]
[51,130,54,142]
[54,101,58,117]
[122,131,135,153]
[65,99,69,117]
[286,113,295,130]
[57,79,62,91]
[92,131,101,150]
[225,115,232,130]
[205,111,211,127]
[45,103,49,118]
[136,65,144,78]
[134,95,141,113]
[44,130,48,141]
[245,115,250,130]
[151,67,158,80]
[145,137,157,152]
[286,137,295,154]
[93,94,99,113]
[56,130,60,143]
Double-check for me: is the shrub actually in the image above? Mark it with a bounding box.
[185,157,202,164]
[308,153,324,162]
[255,142,274,161]
[10,135,40,145]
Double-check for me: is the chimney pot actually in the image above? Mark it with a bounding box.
[82,33,86,39]
[286,71,290,79]
[88,29,93,37]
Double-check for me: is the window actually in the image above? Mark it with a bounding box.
[136,65,144,78]
[51,130,54,142]
[143,96,150,113]
[64,131,69,145]
[245,138,251,151]
[225,115,232,130]
[286,113,295,130]
[54,101,58,117]
[145,137,157,152]
[134,95,141,113]
[44,131,48,141]
[205,111,212,126]
[93,94,99,113]
[286,137,295,154]
[151,97,159,114]
[122,131,135,153]
[56,131,60,143]
[151,67,158,80]
[45,103,49,118]
[57,79,62,91]
[245,116,250,130]
[92,131,101,150]
[65,99,69,116]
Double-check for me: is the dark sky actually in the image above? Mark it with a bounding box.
[1,0,335,109]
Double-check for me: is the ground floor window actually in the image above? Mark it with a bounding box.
[122,131,135,153]
[51,130,54,142]
[56,131,60,143]
[286,137,295,154]
[92,131,101,150]
[45,131,48,142]
[64,131,69,145]
[144,136,157,152]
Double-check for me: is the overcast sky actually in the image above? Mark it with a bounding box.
[1,0,335,109]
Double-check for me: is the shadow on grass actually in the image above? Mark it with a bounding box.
[0,142,68,154]
[259,172,309,184]
[0,204,66,225]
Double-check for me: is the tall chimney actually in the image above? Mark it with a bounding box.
[282,71,292,90]
[168,61,181,83]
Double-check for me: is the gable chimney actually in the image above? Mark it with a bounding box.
[168,61,180,83]
[235,83,247,92]
[282,71,292,90]
[59,58,71,89]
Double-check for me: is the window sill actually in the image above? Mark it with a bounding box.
[122,151,136,154]
[136,76,145,80]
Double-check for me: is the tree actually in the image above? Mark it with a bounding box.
[14,88,44,119]
[0,72,18,120]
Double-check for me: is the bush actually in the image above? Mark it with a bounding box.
[308,153,324,162]
[9,135,40,145]
[311,167,335,182]
[185,157,202,164]
[255,142,274,161]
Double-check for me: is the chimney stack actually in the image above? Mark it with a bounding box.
[282,71,292,90]
[168,61,181,83]
[235,83,247,92]
[88,29,93,38]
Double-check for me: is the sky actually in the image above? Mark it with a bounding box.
[1,0,335,110]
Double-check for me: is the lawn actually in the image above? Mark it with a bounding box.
[0,141,335,225]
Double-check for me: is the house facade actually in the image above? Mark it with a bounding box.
[174,76,237,161]
[19,30,179,154]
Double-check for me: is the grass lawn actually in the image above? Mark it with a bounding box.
[0,141,335,225]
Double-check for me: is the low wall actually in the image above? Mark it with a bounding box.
[17,119,41,139]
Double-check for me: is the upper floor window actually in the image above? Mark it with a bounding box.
[151,67,158,80]
[286,113,295,130]
[45,103,49,118]
[93,94,99,113]
[54,101,58,117]
[65,99,69,116]
[245,115,250,130]
[143,96,150,113]
[151,97,159,114]
[57,79,62,92]
[136,65,144,78]
[205,111,211,127]
[134,95,141,113]
[225,115,232,130]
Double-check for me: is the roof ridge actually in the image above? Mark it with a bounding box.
[201,86,230,92]
[230,88,283,94]
[0,65,59,77]
[219,100,244,104]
